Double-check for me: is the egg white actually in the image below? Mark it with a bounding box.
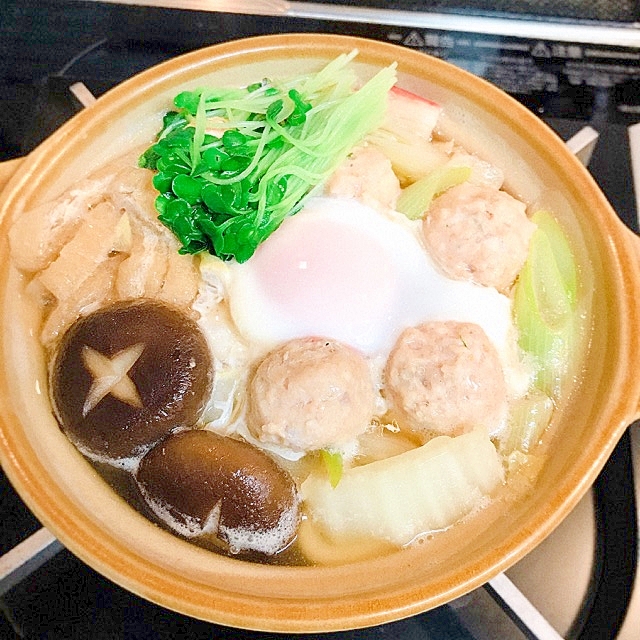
[226,196,514,362]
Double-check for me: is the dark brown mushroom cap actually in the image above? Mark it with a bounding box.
[50,299,213,462]
[136,429,300,554]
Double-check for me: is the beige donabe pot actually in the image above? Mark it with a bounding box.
[1,34,639,632]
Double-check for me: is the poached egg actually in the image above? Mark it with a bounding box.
[226,196,513,361]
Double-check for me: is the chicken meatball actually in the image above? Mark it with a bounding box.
[422,182,536,291]
[326,145,401,212]
[247,337,376,453]
[384,321,508,437]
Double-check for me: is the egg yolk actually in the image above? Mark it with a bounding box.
[241,201,397,353]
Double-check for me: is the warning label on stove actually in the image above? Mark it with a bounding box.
[363,26,640,123]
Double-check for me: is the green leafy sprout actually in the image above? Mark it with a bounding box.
[139,51,397,262]
[320,449,344,488]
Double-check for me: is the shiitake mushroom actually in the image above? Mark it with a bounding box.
[135,429,300,555]
[50,299,213,463]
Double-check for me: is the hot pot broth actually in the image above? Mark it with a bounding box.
[4,52,592,566]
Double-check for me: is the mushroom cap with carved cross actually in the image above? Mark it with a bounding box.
[50,299,214,464]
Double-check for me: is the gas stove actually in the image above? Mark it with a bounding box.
[1,2,639,638]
